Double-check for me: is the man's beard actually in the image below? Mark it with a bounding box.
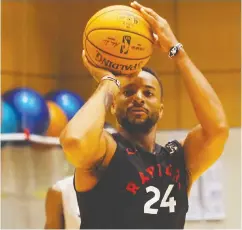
[119,116,157,134]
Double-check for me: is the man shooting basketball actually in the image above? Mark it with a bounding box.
[60,1,229,229]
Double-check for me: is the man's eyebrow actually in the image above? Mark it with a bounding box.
[122,83,136,89]
[144,85,156,90]
[121,84,156,90]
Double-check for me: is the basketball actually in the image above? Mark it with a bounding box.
[83,5,154,75]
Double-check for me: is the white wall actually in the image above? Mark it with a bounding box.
[156,128,241,229]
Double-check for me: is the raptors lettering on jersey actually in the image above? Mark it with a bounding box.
[126,161,181,195]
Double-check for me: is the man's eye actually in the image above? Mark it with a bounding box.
[144,91,154,97]
[123,90,135,97]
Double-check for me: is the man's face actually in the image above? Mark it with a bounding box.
[114,70,163,134]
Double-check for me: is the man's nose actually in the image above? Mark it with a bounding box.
[133,91,144,106]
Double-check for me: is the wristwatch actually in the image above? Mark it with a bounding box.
[101,75,121,89]
[168,43,183,58]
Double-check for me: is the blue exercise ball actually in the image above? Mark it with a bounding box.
[45,90,84,120]
[1,101,18,134]
[2,88,50,135]
[1,101,19,147]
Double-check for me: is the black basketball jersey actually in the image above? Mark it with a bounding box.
[75,133,189,229]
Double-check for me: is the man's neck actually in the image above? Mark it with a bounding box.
[118,125,157,153]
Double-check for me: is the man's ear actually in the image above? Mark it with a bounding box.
[111,101,116,115]
[159,103,164,119]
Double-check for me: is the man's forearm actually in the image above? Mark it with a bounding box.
[174,49,228,135]
[60,80,119,166]
[62,80,118,138]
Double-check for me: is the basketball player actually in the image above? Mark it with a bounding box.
[60,2,229,229]
[44,176,80,229]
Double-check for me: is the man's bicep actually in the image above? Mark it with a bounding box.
[44,187,64,229]
[182,125,227,185]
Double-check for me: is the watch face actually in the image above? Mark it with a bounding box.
[169,44,182,58]
[169,47,177,57]
[170,47,177,55]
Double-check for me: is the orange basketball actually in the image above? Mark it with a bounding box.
[83,5,154,75]
[45,101,68,137]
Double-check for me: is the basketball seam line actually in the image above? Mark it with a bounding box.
[85,35,151,61]
[84,37,100,67]
[85,9,128,35]
[84,8,151,40]
[85,9,124,35]
[87,28,153,44]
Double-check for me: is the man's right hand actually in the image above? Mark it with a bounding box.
[82,50,115,82]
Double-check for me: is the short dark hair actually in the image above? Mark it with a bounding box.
[142,66,163,97]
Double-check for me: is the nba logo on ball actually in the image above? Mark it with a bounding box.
[120,36,131,54]
[83,5,154,75]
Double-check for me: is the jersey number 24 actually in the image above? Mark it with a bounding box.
[144,184,176,214]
